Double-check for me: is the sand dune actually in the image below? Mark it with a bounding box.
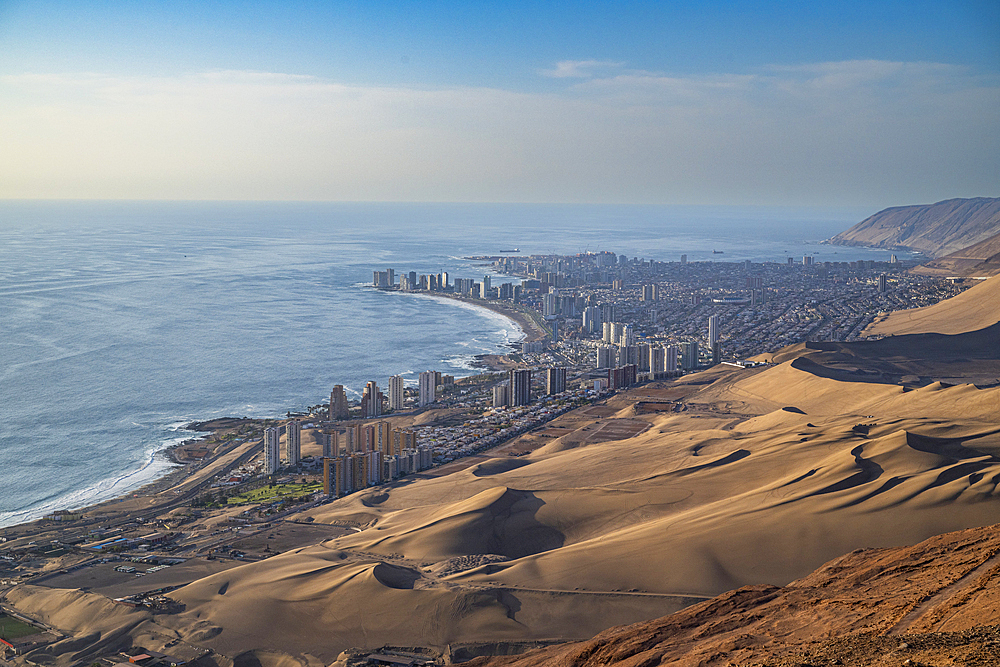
[13,280,1000,664]
[162,352,1000,658]
[470,523,1000,667]
[866,274,1000,336]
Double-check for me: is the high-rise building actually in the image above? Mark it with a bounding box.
[641,284,659,301]
[546,367,567,395]
[509,369,532,406]
[680,254,687,264]
[341,423,362,454]
[582,306,601,334]
[708,314,720,346]
[608,364,638,389]
[286,420,301,467]
[320,430,337,458]
[330,385,349,421]
[542,292,558,318]
[612,321,626,345]
[601,303,617,324]
[665,344,679,373]
[596,344,615,369]
[388,375,405,411]
[681,341,699,370]
[803,255,814,266]
[264,426,281,475]
[361,381,383,418]
[602,321,614,343]
[418,371,436,407]
[619,344,639,365]
[878,273,887,293]
[493,382,510,407]
[637,343,651,372]
[649,345,665,373]
[621,323,635,347]
[439,271,449,289]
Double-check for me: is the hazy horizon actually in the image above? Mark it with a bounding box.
[1,1,998,208]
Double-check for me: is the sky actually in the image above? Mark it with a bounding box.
[0,0,998,207]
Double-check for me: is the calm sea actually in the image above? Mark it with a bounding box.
[0,201,905,527]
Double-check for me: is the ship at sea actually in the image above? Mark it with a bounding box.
[500,248,519,253]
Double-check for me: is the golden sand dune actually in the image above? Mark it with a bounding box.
[866,274,1000,336]
[157,345,1000,659]
[19,281,1000,663]
[471,523,1000,667]
[168,541,692,660]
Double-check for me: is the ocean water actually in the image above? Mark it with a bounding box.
[0,201,906,527]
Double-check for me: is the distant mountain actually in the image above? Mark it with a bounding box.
[827,197,1000,258]
[910,230,1000,278]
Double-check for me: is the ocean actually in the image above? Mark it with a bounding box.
[0,201,907,527]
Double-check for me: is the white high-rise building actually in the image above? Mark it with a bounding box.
[582,306,601,334]
[388,375,405,411]
[264,426,281,475]
[493,382,510,407]
[650,345,665,373]
[542,292,558,318]
[602,321,614,343]
[612,322,625,345]
[596,344,615,369]
[621,323,635,347]
[665,345,679,372]
[286,421,301,467]
[708,314,720,346]
[418,371,436,407]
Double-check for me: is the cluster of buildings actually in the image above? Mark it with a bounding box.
[491,367,567,408]
[262,411,434,497]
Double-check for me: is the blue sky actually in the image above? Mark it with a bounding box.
[1,0,998,205]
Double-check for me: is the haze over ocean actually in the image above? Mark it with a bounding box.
[0,201,905,526]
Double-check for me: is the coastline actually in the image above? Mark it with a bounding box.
[1,293,531,532]
[383,287,547,344]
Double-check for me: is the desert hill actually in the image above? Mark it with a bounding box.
[827,197,1000,258]
[865,274,1000,337]
[911,230,1000,277]
[468,523,1000,667]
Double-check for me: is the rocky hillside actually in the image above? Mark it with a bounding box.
[911,230,1000,277]
[828,197,1000,258]
[469,524,1000,667]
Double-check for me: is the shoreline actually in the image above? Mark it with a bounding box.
[383,287,548,344]
[0,294,534,532]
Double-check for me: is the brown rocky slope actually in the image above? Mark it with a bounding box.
[828,197,1000,258]
[469,523,1000,667]
[912,230,1000,278]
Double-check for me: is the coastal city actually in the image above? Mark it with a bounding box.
[0,252,969,583]
[0,248,978,664]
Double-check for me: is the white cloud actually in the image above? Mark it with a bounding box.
[539,60,625,78]
[0,61,997,205]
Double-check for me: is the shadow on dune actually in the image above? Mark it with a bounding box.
[473,458,534,477]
